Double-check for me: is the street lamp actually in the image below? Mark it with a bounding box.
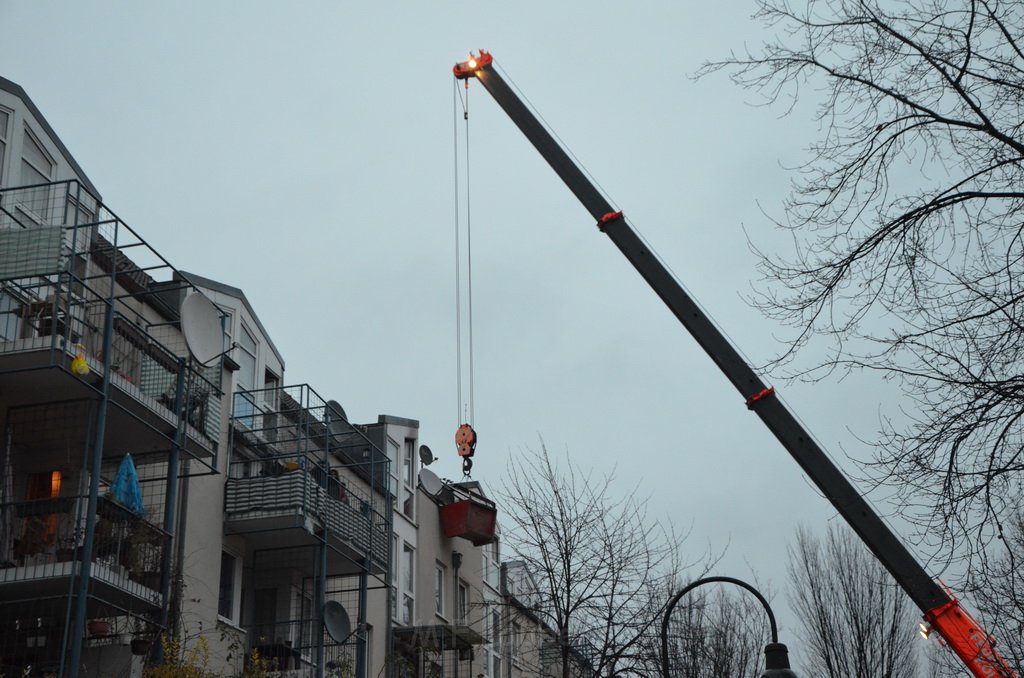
[660,576,798,678]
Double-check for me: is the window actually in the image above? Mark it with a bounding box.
[0,107,9,184]
[401,438,416,519]
[434,563,446,617]
[483,539,500,590]
[401,542,414,624]
[233,324,258,427]
[218,551,238,621]
[390,534,399,620]
[386,439,400,511]
[511,621,522,667]
[263,369,280,409]
[0,290,22,341]
[19,127,55,220]
[489,608,503,677]
[457,580,468,624]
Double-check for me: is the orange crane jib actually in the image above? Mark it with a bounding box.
[451,48,1020,678]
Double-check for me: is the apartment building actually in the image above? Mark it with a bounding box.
[0,77,224,677]
[0,74,587,678]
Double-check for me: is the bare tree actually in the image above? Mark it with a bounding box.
[498,444,701,678]
[788,524,919,677]
[661,585,771,678]
[958,505,1024,672]
[700,0,1024,566]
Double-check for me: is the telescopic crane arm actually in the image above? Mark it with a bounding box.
[453,50,1018,678]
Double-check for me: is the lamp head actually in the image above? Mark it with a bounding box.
[759,642,799,678]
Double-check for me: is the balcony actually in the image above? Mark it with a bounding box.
[225,465,389,574]
[0,494,167,618]
[245,617,355,677]
[0,181,223,467]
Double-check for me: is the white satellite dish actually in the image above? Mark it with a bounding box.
[419,444,435,466]
[326,400,353,438]
[180,293,223,365]
[419,468,444,497]
[323,601,351,643]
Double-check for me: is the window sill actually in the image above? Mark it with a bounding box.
[217,616,246,636]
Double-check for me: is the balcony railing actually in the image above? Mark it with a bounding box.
[0,180,224,459]
[0,494,167,607]
[245,616,355,677]
[224,463,389,570]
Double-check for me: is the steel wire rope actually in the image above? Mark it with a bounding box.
[453,80,464,429]
[453,79,477,431]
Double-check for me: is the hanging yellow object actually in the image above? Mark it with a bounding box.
[70,344,90,376]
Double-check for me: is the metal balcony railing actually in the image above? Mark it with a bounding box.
[224,462,389,570]
[0,180,224,461]
[227,385,391,570]
[246,616,355,677]
[0,494,166,606]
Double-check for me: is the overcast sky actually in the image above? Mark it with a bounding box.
[0,0,926,650]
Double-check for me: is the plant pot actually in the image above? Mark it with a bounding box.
[87,620,111,636]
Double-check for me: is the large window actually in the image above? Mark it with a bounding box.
[510,620,522,668]
[483,539,500,590]
[487,607,502,678]
[401,542,414,624]
[434,563,446,618]
[233,324,258,427]
[402,438,416,519]
[0,290,22,341]
[457,580,468,624]
[19,127,54,220]
[390,534,399,620]
[0,107,9,184]
[218,551,238,621]
[386,439,400,511]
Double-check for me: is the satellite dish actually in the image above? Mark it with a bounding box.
[326,400,352,438]
[419,468,444,497]
[419,444,435,466]
[180,293,223,365]
[323,601,351,643]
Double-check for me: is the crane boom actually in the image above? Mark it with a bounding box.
[453,50,1018,678]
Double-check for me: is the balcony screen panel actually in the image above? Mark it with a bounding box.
[0,225,62,280]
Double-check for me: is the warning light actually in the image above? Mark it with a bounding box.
[453,50,493,80]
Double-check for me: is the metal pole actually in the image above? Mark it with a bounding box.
[155,358,187,655]
[67,295,116,677]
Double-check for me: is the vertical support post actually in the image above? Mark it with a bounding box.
[66,287,116,678]
[317,417,329,678]
[156,358,187,647]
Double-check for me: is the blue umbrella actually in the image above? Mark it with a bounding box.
[108,453,144,516]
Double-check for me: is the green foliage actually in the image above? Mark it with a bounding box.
[143,634,216,678]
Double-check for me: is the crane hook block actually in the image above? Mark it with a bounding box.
[455,423,477,458]
[453,50,493,80]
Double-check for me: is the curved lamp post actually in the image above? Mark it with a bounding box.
[660,576,798,678]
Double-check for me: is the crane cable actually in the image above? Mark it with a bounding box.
[453,79,477,477]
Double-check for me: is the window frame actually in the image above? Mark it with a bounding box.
[17,125,56,224]
[0,105,11,184]
[457,579,469,624]
[401,438,416,519]
[400,541,415,625]
[434,562,447,619]
[217,549,242,623]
